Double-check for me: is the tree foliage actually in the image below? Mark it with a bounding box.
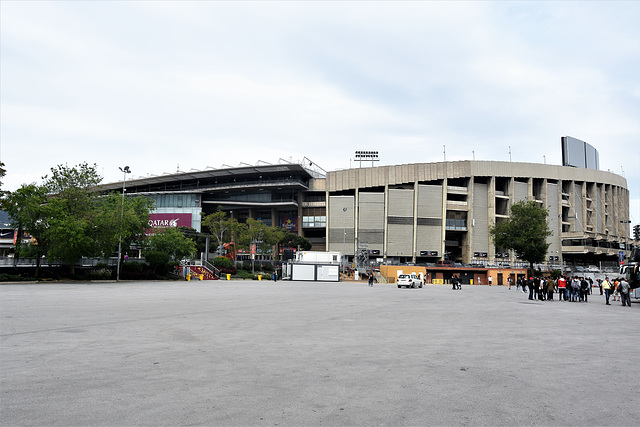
[145,227,197,261]
[238,218,282,272]
[93,193,154,258]
[0,183,50,275]
[0,162,6,196]
[1,163,153,277]
[279,230,312,251]
[489,200,552,272]
[201,208,241,256]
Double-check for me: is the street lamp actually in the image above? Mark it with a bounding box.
[116,166,131,281]
[343,207,347,278]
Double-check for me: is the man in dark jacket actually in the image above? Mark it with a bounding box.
[527,277,534,300]
[580,277,589,302]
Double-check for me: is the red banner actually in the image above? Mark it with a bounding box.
[148,213,193,232]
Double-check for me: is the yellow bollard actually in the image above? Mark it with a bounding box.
[258,275,262,281]
[199,274,203,281]
[186,274,191,281]
[227,274,231,281]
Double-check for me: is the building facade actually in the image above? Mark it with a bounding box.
[97,159,630,269]
[324,161,629,268]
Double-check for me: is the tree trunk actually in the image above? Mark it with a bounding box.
[529,261,535,277]
[34,255,41,279]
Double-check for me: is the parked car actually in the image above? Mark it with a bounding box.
[436,260,452,266]
[397,274,423,288]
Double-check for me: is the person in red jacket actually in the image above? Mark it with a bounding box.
[557,276,567,301]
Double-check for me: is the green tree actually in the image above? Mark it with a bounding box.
[177,226,207,254]
[92,193,154,259]
[489,200,552,273]
[0,183,50,276]
[40,163,103,275]
[1,163,153,278]
[145,227,197,261]
[201,208,240,257]
[0,162,6,196]
[238,218,282,272]
[279,230,312,251]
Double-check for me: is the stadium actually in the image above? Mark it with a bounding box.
[93,138,630,272]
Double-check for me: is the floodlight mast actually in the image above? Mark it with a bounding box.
[117,166,131,281]
[354,150,379,168]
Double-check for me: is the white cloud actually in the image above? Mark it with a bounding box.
[1,0,638,222]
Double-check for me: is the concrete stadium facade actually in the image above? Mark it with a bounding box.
[97,159,630,269]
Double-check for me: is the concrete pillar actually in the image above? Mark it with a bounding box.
[412,181,419,264]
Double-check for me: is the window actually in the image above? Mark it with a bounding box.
[303,216,326,228]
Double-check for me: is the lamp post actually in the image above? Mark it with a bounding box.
[116,166,131,281]
[343,207,347,278]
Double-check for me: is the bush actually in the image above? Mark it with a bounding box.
[143,251,170,274]
[213,256,234,270]
[123,261,145,272]
[235,269,254,279]
[219,267,237,275]
[0,273,29,282]
[88,268,112,280]
[261,263,274,272]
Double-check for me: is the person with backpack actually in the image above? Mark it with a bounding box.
[580,277,589,302]
[618,278,631,307]
[571,277,581,302]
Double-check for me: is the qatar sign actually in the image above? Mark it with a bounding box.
[148,213,192,231]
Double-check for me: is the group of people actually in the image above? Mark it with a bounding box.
[515,275,632,306]
[517,276,559,301]
[451,275,462,290]
[599,276,632,307]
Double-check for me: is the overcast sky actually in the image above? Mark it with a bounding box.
[1,1,639,222]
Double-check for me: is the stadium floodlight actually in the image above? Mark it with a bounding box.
[354,150,379,168]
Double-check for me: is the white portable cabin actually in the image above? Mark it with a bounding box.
[285,251,341,282]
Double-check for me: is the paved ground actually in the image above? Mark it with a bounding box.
[1,281,638,426]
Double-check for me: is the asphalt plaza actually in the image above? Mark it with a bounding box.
[1,280,637,426]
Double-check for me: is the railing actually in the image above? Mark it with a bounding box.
[181,259,220,280]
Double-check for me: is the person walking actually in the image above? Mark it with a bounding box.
[368,274,374,287]
[488,275,493,286]
[603,277,611,305]
[618,278,631,307]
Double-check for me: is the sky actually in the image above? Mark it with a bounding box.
[1,1,639,223]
